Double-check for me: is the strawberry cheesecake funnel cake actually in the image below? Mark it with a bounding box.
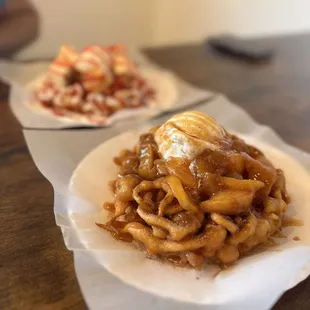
[35,45,156,124]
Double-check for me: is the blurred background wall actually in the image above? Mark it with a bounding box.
[152,0,310,46]
[17,0,154,58]
[17,0,310,59]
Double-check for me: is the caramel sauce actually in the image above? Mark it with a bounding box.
[96,221,133,242]
[282,216,304,227]
[103,202,115,212]
[99,126,292,269]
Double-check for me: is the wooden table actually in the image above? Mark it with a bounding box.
[1,33,310,309]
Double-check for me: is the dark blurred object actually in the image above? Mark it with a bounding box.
[66,68,81,86]
[0,79,9,100]
[208,35,274,63]
[0,0,39,58]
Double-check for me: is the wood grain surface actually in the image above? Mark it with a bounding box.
[1,33,310,309]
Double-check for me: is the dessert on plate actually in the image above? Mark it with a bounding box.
[33,45,156,124]
[98,111,291,269]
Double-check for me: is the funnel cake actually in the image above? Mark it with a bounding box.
[35,44,156,124]
[98,111,291,268]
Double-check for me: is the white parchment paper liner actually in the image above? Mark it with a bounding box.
[24,95,310,309]
[0,48,214,128]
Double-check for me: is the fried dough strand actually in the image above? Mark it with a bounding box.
[124,223,227,254]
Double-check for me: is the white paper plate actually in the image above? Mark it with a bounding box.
[67,128,310,305]
[25,67,178,127]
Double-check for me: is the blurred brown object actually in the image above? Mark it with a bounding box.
[0,0,39,58]
[0,79,9,100]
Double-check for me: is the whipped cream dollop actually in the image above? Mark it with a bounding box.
[154,111,227,160]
